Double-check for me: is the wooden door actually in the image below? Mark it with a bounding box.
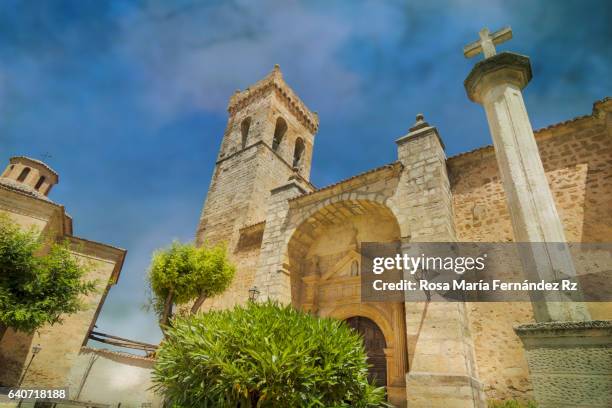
[345,316,387,387]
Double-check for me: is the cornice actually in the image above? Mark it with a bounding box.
[216,140,316,190]
[0,185,63,221]
[227,66,319,134]
[289,162,403,209]
[10,156,59,180]
[67,235,126,285]
[448,96,610,165]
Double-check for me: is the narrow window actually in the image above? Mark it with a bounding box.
[292,138,305,168]
[350,260,360,277]
[2,165,14,177]
[17,167,30,182]
[241,117,251,149]
[272,117,287,152]
[35,176,46,190]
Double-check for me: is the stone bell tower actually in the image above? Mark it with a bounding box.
[196,65,319,248]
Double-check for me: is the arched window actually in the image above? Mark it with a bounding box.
[241,117,251,149]
[272,117,287,152]
[3,165,14,177]
[17,167,30,182]
[35,176,46,190]
[292,138,305,168]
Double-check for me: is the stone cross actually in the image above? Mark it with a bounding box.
[464,29,590,322]
[463,26,513,59]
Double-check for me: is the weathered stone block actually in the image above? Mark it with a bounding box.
[514,320,612,408]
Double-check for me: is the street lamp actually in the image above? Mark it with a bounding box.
[17,344,42,387]
[248,286,260,302]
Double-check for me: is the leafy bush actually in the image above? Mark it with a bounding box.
[147,241,235,328]
[0,214,95,336]
[488,400,538,408]
[153,301,387,407]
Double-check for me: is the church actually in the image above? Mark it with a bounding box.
[0,28,611,408]
[194,57,611,406]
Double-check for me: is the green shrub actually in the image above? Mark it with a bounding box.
[488,399,538,408]
[0,214,95,336]
[153,301,387,407]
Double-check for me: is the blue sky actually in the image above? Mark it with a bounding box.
[1,0,610,346]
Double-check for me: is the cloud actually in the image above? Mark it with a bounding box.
[112,0,363,120]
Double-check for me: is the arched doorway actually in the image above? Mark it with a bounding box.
[345,316,387,387]
[282,198,407,405]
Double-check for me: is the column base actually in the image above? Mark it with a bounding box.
[405,372,486,408]
[514,320,612,408]
[387,385,407,408]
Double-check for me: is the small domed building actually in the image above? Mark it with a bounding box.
[0,156,126,391]
[0,156,59,199]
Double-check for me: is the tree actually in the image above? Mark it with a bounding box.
[152,301,387,407]
[146,241,235,330]
[0,214,96,340]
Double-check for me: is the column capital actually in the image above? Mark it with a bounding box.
[464,51,532,104]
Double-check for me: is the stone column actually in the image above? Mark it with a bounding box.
[394,116,486,408]
[464,52,590,322]
[464,49,612,408]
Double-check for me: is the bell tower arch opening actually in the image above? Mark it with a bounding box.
[272,117,287,152]
[240,117,251,149]
[292,137,305,169]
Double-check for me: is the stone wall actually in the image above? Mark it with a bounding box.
[0,199,56,387]
[198,144,306,310]
[450,107,612,244]
[13,248,120,390]
[0,188,124,391]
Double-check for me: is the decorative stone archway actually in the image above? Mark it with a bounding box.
[277,198,408,407]
[252,164,405,305]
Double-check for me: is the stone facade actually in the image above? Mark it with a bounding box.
[0,157,126,392]
[195,63,612,407]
